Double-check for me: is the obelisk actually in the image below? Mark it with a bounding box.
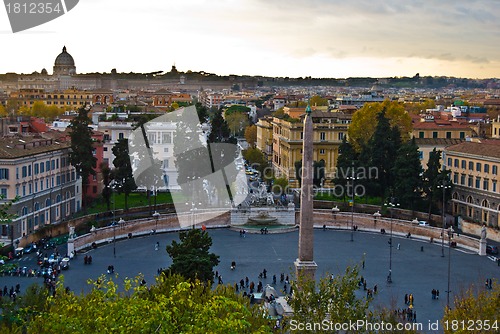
[294,104,318,281]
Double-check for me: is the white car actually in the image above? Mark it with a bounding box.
[418,221,429,226]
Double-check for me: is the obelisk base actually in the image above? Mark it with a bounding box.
[294,259,318,281]
[479,239,486,256]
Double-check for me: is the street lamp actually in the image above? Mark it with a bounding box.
[437,178,452,257]
[346,163,358,242]
[386,198,400,284]
[446,226,454,309]
[152,211,160,233]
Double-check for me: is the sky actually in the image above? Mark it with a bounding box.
[1,0,500,78]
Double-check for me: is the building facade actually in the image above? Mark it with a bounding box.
[0,136,82,243]
[445,140,500,228]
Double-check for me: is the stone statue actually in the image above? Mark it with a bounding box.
[480,224,487,240]
[68,225,75,239]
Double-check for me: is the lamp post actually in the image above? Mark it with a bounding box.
[152,211,160,233]
[446,226,454,309]
[346,163,358,242]
[437,178,452,257]
[386,198,399,284]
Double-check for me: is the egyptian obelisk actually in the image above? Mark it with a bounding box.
[294,104,317,280]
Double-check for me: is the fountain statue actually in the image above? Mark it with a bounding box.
[247,211,278,225]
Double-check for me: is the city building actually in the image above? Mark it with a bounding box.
[270,109,351,187]
[0,135,82,243]
[445,140,500,228]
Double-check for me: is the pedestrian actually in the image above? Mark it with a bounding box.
[363,281,367,291]
[283,284,287,294]
[397,243,400,250]
[432,289,435,299]
[436,290,439,299]
[273,274,276,285]
[280,273,284,282]
[249,281,254,293]
[497,258,500,266]
[489,278,492,289]
[155,242,159,251]
[263,269,267,278]
[245,276,249,287]
[404,294,408,305]
[362,260,365,269]
[218,275,223,284]
[373,284,377,294]
[240,279,245,289]
[215,270,219,278]
[234,283,239,292]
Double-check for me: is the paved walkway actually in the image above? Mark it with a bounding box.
[2,228,499,333]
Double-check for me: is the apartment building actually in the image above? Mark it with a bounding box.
[445,140,500,228]
[0,136,82,243]
[256,116,273,162]
[270,110,351,187]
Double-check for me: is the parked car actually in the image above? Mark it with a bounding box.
[486,245,498,255]
[23,243,36,254]
[418,221,429,226]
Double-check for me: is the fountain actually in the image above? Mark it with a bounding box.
[247,211,278,225]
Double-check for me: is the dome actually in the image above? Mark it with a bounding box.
[54,46,75,66]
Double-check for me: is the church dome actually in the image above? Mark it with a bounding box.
[54,46,75,66]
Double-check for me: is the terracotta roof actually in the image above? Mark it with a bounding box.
[413,121,471,130]
[0,136,70,159]
[445,140,500,159]
[414,138,464,146]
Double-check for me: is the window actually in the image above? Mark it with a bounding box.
[0,168,9,180]
[40,180,43,190]
[0,188,7,197]
[460,174,465,185]
[57,176,61,185]
[484,164,489,173]
[46,161,50,171]
[320,132,326,141]
[468,176,473,187]
[34,164,39,174]
[148,133,156,144]
[475,177,481,189]
[119,133,124,140]
[93,186,97,193]
[418,151,423,160]
[22,185,26,196]
[56,159,59,169]
[103,147,108,151]
[162,133,172,144]
[300,132,303,140]
[51,160,55,170]
[319,149,325,154]
[454,159,459,168]
[460,132,465,139]
[447,158,452,167]
[432,132,438,138]
[28,165,31,176]
[29,183,32,194]
[453,173,458,184]
[461,160,466,169]
[338,133,345,140]
[419,131,424,138]
[22,166,27,178]
[493,180,497,193]
[468,161,474,171]
[163,147,169,153]
[34,182,38,192]
[163,159,169,168]
[446,132,452,139]
[40,162,44,173]
[476,162,481,172]
[493,165,498,175]
[483,179,489,191]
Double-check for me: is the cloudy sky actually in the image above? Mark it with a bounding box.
[1,0,499,78]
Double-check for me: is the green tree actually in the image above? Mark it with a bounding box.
[309,95,329,106]
[165,229,220,282]
[272,176,288,195]
[288,266,369,333]
[68,107,97,209]
[244,124,257,148]
[195,102,209,123]
[208,109,234,144]
[225,112,249,137]
[392,138,423,210]
[112,138,137,211]
[348,100,412,152]
[100,162,113,212]
[294,159,326,187]
[364,109,401,198]
[442,282,500,334]
[242,147,270,180]
[0,195,19,251]
[333,137,358,197]
[423,148,451,220]
[6,275,271,333]
[0,104,7,117]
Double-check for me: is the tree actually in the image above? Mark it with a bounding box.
[423,148,451,220]
[442,282,500,334]
[0,195,19,251]
[225,112,249,137]
[348,100,412,152]
[288,266,369,333]
[242,147,270,180]
[364,109,401,198]
[68,107,97,209]
[208,109,234,144]
[100,162,113,212]
[309,95,329,106]
[392,138,423,210]
[333,137,358,198]
[244,124,257,148]
[294,159,326,187]
[0,104,7,117]
[165,229,220,282]
[5,275,271,333]
[112,138,137,211]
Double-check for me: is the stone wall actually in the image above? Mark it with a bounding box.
[460,219,500,243]
[231,207,295,226]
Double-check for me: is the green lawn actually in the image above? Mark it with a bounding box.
[81,192,174,216]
